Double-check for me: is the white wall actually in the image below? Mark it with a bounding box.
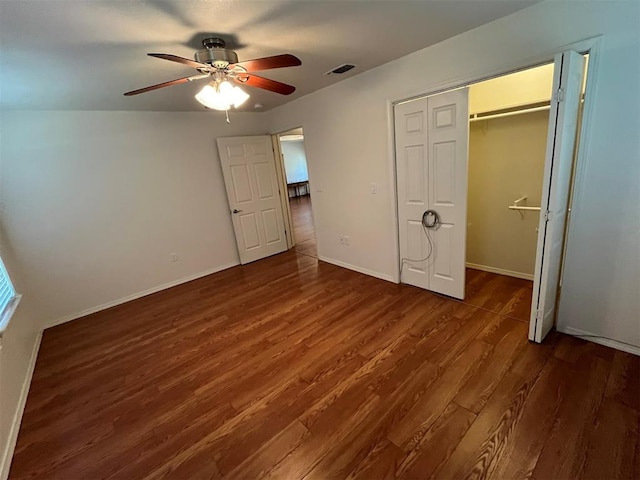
[267,0,640,349]
[281,140,309,184]
[0,111,267,326]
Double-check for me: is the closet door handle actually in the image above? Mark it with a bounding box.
[232,209,243,214]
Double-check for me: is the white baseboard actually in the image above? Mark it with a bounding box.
[466,262,534,281]
[558,326,640,356]
[45,262,240,329]
[318,256,394,283]
[0,330,42,480]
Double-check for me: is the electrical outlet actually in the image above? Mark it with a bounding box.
[169,253,179,263]
[370,183,377,194]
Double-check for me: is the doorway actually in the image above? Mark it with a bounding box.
[276,128,317,258]
[394,50,589,342]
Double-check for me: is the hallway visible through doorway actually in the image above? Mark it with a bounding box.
[277,127,317,258]
[290,195,316,257]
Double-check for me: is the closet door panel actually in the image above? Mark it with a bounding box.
[427,88,469,299]
[529,50,585,342]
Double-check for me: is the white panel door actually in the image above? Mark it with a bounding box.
[427,89,469,299]
[395,88,469,299]
[529,51,585,342]
[217,135,288,264]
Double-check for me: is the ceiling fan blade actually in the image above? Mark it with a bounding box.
[124,74,208,96]
[234,54,301,72]
[148,53,208,70]
[238,74,296,95]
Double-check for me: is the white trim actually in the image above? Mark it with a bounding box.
[556,39,601,297]
[558,326,640,357]
[317,256,394,283]
[386,99,401,284]
[0,330,42,480]
[466,263,534,281]
[45,262,239,329]
[272,134,295,250]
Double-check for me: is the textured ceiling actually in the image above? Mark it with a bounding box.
[0,0,539,112]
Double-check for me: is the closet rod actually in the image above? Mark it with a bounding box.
[509,195,541,213]
[469,104,550,122]
[508,205,541,211]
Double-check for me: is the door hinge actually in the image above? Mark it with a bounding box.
[543,210,552,222]
[553,87,565,103]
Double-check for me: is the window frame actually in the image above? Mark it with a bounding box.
[0,257,21,335]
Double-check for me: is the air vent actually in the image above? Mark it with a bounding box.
[325,64,356,75]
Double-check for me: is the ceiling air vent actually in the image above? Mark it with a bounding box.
[325,64,356,75]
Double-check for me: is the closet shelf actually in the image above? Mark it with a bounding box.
[470,104,550,122]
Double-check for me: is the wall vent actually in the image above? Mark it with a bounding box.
[325,64,356,75]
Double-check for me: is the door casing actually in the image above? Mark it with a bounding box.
[272,134,295,249]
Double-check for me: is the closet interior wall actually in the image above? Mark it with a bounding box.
[466,64,554,280]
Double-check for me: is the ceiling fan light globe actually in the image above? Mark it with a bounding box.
[218,81,249,108]
[218,80,235,96]
[195,84,231,111]
[231,86,250,108]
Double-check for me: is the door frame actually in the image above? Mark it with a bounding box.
[388,36,601,329]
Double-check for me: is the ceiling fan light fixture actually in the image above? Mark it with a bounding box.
[195,81,250,111]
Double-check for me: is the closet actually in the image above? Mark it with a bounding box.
[395,51,589,342]
[466,64,554,281]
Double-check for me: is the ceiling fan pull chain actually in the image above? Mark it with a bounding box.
[225,109,231,124]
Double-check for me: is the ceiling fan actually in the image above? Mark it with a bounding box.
[124,37,301,112]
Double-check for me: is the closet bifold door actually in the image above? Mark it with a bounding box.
[395,88,469,300]
[529,50,585,343]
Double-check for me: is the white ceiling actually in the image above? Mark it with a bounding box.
[0,0,539,112]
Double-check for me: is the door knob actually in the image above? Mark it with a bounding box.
[232,209,243,214]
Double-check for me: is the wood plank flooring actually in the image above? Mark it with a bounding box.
[10,251,639,479]
[464,268,533,323]
[290,195,317,258]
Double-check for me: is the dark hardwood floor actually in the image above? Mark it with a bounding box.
[290,195,317,258]
[463,268,533,323]
[10,251,638,479]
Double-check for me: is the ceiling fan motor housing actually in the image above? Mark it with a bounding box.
[195,38,238,68]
